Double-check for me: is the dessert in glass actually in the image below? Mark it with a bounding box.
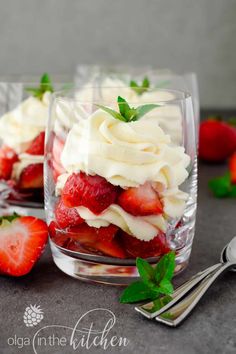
[45,86,197,284]
[75,65,200,132]
[0,74,66,211]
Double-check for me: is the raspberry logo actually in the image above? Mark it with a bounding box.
[23,305,44,327]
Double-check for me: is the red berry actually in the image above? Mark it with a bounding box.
[68,223,125,258]
[0,145,18,180]
[120,231,169,258]
[48,220,57,239]
[62,172,118,214]
[199,119,236,162]
[18,163,44,189]
[0,215,48,276]
[55,199,84,229]
[229,152,236,184]
[26,132,45,155]
[118,182,163,216]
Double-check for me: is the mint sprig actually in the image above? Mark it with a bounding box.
[0,212,20,224]
[120,252,175,303]
[209,173,236,198]
[26,73,53,100]
[130,76,150,95]
[97,96,159,123]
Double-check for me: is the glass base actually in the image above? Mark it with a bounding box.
[50,240,192,285]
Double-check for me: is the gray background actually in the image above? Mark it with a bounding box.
[0,0,236,108]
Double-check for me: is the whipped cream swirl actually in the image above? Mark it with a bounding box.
[0,92,50,154]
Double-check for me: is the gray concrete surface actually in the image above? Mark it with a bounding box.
[0,117,236,352]
[0,0,236,108]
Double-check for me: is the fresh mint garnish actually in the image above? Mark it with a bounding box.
[130,76,150,95]
[209,173,236,198]
[0,212,20,224]
[97,96,159,123]
[26,73,53,100]
[120,252,175,303]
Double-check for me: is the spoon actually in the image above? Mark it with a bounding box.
[135,263,221,319]
[136,237,236,321]
[155,237,236,326]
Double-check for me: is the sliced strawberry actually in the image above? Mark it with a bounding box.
[229,152,236,184]
[26,132,45,155]
[18,163,43,189]
[62,172,119,214]
[52,223,126,258]
[199,119,236,162]
[118,182,163,216]
[120,231,169,258]
[0,215,48,276]
[55,199,84,229]
[0,145,18,180]
[48,220,57,239]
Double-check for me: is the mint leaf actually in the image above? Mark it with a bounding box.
[158,278,174,295]
[96,104,127,122]
[130,76,150,95]
[142,76,150,89]
[154,251,175,285]
[119,281,159,303]
[40,73,53,92]
[117,96,131,118]
[0,212,20,224]
[97,97,159,123]
[134,104,159,121]
[136,257,155,285]
[119,252,175,304]
[209,173,236,198]
[25,73,53,100]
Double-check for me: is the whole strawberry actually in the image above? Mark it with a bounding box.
[199,119,236,162]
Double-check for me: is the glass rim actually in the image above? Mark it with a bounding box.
[52,87,192,105]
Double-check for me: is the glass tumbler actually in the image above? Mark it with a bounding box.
[45,87,197,285]
[0,79,70,216]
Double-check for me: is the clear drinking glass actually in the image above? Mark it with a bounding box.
[0,79,71,215]
[75,65,200,133]
[45,86,197,284]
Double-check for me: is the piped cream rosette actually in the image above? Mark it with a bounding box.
[56,108,190,242]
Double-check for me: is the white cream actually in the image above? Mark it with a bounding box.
[11,153,44,180]
[76,204,167,241]
[76,78,182,144]
[0,92,50,153]
[60,110,190,189]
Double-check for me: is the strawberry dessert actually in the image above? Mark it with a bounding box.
[48,94,190,260]
[0,74,53,204]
